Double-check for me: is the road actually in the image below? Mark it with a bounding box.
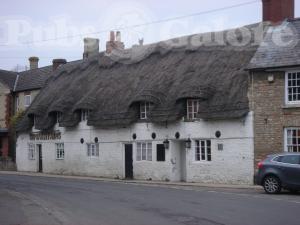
[0,174,299,225]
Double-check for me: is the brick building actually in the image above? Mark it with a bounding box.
[0,70,17,157]
[0,57,62,159]
[248,0,300,166]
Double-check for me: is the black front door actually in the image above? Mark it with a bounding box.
[125,144,133,179]
[37,145,43,172]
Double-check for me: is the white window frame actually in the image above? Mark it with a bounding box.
[28,143,35,160]
[24,95,31,107]
[87,143,99,157]
[285,71,300,104]
[187,99,200,120]
[55,143,65,160]
[284,127,300,153]
[136,142,152,161]
[81,109,90,121]
[140,102,152,120]
[195,140,212,162]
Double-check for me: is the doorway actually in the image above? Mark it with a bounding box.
[124,144,133,179]
[37,144,43,172]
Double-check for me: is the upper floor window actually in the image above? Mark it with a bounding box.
[56,112,63,123]
[16,95,19,112]
[24,95,31,107]
[187,99,200,120]
[286,72,300,104]
[81,110,90,121]
[285,128,300,152]
[140,102,153,120]
[195,140,211,162]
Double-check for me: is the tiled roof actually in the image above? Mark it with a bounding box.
[15,65,53,92]
[0,69,17,90]
[248,18,300,70]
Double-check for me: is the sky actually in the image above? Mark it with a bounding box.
[0,0,300,71]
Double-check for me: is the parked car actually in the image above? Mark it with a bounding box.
[256,153,300,194]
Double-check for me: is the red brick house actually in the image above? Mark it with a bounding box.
[0,57,58,159]
[0,70,16,157]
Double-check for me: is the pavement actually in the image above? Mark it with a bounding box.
[0,170,261,190]
[0,172,300,225]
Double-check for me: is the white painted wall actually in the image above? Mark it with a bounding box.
[16,112,254,184]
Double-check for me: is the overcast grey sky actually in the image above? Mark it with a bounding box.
[0,0,299,71]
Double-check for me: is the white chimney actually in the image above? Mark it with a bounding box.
[83,38,100,59]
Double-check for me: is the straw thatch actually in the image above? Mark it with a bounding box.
[17,24,262,132]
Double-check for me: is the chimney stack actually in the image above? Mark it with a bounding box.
[262,0,294,23]
[29,56,39,70]
[83,38,99,59]
[52,59,67,70]
[106,31,125,54]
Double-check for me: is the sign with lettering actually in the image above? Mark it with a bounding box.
[29,131,61,141]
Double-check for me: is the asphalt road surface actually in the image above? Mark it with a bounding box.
[0,174,299,225]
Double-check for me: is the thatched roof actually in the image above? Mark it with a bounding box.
[17,24,263,132]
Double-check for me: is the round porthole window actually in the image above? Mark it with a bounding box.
[215,131,221,138]
[152,133,156,139]
[132,133,137,140]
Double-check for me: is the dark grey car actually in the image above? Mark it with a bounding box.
[256,153,300,194]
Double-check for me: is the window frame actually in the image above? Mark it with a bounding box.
[284,127,300,153]
[28,143,35,160]
[24,95,31,107]
[187,99,201,120]
[136,142,152,161]
[195,140,212,162]
[140,102,153,120]
[285,71,300,105]
[87,143,99,157]
[55,143,65,160]
[81,109,90,122]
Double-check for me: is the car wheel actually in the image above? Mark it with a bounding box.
[263,176,281,194]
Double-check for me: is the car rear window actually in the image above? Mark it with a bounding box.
[281,155,300,165]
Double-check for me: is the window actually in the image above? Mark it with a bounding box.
[140,102,153,120]
[281,155,300,165]
[87,143,99,157]
[28,143,35,160]
[286,72,300,104]
[24,95,31,107]
[81,110,90,121]
[16,96,19,111]
[156,144,165,162]
[286,128,300,152]
[187,99,200,120]
[195,140,211,161]
[136,142,152,161]
[56,112,63,123]
[56,143,64,159]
